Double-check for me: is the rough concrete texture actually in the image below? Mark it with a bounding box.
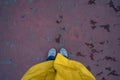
[0,0,120,80]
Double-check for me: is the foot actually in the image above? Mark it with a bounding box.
[60,48,68,58]
[47,48,56,58]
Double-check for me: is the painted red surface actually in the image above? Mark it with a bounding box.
[0,0,120,80]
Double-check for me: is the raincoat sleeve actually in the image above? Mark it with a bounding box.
[21,61,56,80]
[54,53,96,80]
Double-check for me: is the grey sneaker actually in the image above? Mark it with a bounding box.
[60,48,68,58]
[47,48,56,58]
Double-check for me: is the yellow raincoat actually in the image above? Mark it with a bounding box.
[21,53,96,80]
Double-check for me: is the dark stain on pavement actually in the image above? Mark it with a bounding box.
[101,77,106,80]
[105,67,112,71]
[56,15,63,24]
[90,20,97,29]
[88,0,96,5]
[100,24,110,32]
[76,52,86,57]
[91,49,99,53]
[99,41,105,45]
[61,27,66,31]
[85,42,94,49]
[105,67,119,76]
[90,20,97,25]
[96,72,103,76]
[107,70,119,76]
[55,34,61,43]
[90,53,94,60]
[104,56,117,62]
[21,15,26,19]
[108,0,120,12]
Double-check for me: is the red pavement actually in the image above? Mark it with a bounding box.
[0,0,120,80]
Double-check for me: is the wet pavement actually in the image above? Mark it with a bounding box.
[0,0,120,80]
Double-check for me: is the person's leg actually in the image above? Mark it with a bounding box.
[46,48,56,60]
[21,48,57,80]
[60,48,68,58]
[54,48,96,80]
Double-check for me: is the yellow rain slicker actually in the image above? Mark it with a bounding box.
[21,53,96,80]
